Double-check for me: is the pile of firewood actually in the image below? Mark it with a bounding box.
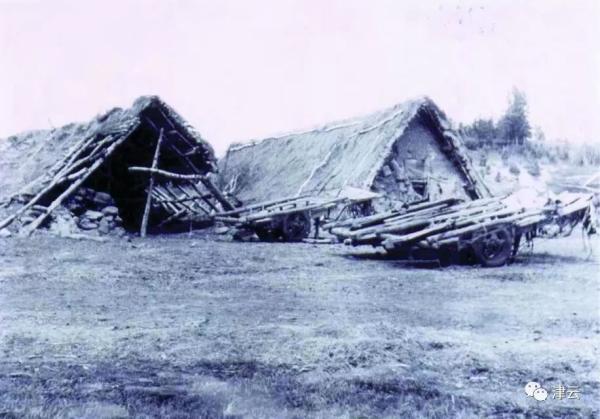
[327,194,595,266]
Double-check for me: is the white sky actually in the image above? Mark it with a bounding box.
[1,0,599,155]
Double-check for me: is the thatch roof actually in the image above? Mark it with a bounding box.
[220,97,490,204]
[0,95,216,202]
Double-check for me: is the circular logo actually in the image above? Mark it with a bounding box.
[533,387,548,401]
[525,381,541,397]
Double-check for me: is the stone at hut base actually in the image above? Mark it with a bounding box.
[214,226,230,235]
[113,227,127,238]
[98,218,111,235]
[93,192,114,206]
[78,219,98,231]
[83,210,104,221]
[102,206,119,216]
[20,216,36,225]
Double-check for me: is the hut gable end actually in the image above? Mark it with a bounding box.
[372,116,473,203]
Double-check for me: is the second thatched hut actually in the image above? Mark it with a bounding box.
[220,97,490,210]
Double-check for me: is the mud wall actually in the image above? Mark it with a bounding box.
[372,116,470,209]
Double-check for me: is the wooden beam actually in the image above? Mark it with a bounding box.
[167,184,209,214]
[156,208,187,228]
[187,181,220,212]
[218,193,315,217]
[152,187,184,213]
[140,128,164,238]
[154,193,214,205]
[129,166,206,180]
[165,143,234,211]
[141,114,233,211]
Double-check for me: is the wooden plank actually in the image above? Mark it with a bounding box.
[348,200,505,238]
[153,193,214,205]
[160,186,205,216]
[156,208,187,228]
[187,181,220,212]
[382,202,506,227]
[325,197,462,231]
[153,187,187,213]
[172,184,209,215]
[242,198,345,223]
[421,209,544,245]
[347,205,518,247]
[218,193,315,217]
[376,206,520,243]
[381,221,455,249]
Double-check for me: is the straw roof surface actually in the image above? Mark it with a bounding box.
[0,96,216,202]
[220,97,489,204]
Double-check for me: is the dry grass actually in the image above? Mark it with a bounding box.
[0,232,598,418]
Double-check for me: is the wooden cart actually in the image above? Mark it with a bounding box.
[215,193,375,242]
[326,194,595,267]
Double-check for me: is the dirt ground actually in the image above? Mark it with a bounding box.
[0,231,598,418]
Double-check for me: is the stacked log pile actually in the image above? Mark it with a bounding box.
[214,193,375,242]
[327,194,595,265]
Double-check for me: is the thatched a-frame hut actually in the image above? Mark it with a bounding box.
[0,96,232,236]
[220,97,490,208]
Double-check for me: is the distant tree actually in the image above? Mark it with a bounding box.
[468,118,497,146]
[498,88,531,146]
[460,118,497,149]
[532,126,546,143]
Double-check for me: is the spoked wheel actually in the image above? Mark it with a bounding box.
[471,227,514,267]
[282,212,311,242]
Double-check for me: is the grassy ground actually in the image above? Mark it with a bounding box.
[0,231,598,418]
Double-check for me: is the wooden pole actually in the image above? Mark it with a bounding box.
[0,136,113,230]
[21,160,104,236]
[20,135,124,236]
[140,128,164,238]
[187,181,220,212]
[128,166,206,180]
[198,176,234,211]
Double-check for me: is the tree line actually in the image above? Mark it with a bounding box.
[459,88,531,148]
[458,88,600,166]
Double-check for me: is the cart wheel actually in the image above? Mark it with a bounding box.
[471,227,514,267]
[282,212,311,242]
